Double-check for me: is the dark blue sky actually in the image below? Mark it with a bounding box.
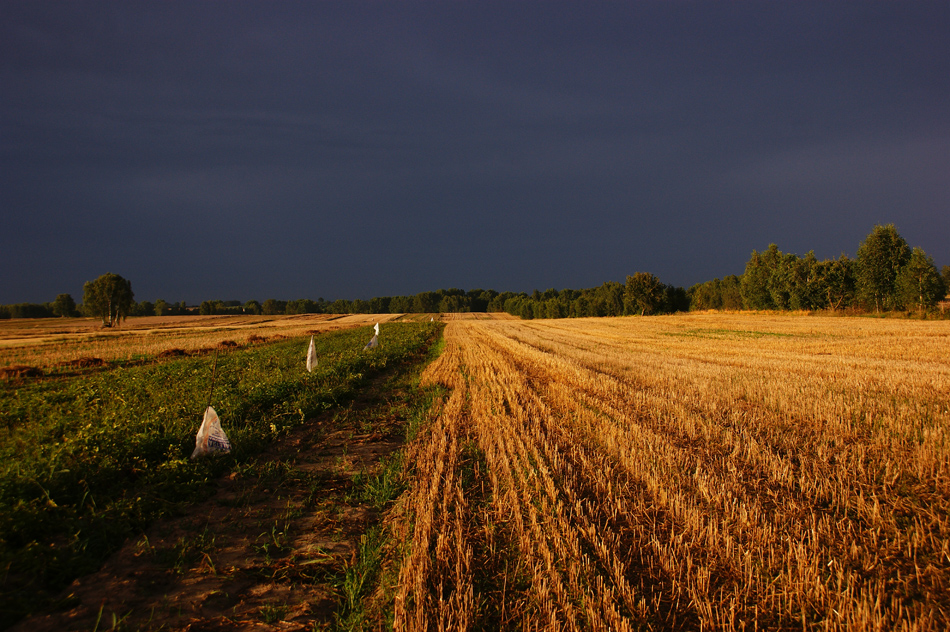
[2,2,948,304]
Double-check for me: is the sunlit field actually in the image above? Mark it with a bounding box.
[0,319,442,627]
[396,313,950,630]
[0,313,403,371]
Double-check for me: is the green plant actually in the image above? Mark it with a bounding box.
[335,527,386,631]
[0,322,442,628]
[260,601,290,624]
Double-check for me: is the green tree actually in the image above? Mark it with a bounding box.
[369,296,391,314]
[286,299,320,314]
[624,272,665,315]
[412,291,440,314]
[542,299,563,319]
[786,251,823,310]
[592,281,624,317]
[720,275,743,310]
[815,255,856,311]
[261,299,286,315]
[741,247,778,309]
[389,296,413,313]
[898,247,946,312]
[52,293,77,317]
[438,295,461,313]
[468,289,496,312]
[856,224,910,312]
[4,303,53,318]
[766,250,798,309]
[689,279,724,311]
[570,294,591,317]
[691,277,742,311]
[83,273,134,327]
[488,292,515,313]
[154,299,170,316]
[327,299,350,314]
[133,300,154,317]
[243,300,261,315]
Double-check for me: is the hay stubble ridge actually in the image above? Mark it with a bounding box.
[393,313,950,630]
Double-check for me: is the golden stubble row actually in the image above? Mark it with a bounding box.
[0,313,398,369]
[395,314,950,631]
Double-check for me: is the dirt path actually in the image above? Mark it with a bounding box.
[13,369,418,632]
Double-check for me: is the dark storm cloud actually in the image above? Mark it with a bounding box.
[2,2,948,304]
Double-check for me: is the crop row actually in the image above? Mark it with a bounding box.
[394,314,950,630]
[0,322,439,629]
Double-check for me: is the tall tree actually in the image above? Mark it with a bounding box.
[720,275,744,310]
[624,272,666,315]
[856,224,910,312]
[898,247,946,311]
[741,247,777,309]
[52,293,77,317]
[83,273,134,327]
[786,251,823,310]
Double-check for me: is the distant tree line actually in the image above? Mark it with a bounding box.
[240,289,504,317]
[690,224,947,314]
[483,275,691,320]
[3,225,947,322]
[0,270,190,322]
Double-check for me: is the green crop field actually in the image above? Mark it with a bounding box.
[0,321,441,628]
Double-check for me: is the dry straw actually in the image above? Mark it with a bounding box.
[393,313,950,630]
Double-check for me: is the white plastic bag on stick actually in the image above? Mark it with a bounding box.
[306,335,317,372]
[191,406,231,458]
[363,334,378,350]
[374,322,380,336]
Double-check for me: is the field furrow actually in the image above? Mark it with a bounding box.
[401,315,950,630]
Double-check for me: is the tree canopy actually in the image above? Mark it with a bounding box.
[898,247,946,312]
[83,272,134,327]
[624,272,666,315]
[856,224,911,312]
[52,293,78,318]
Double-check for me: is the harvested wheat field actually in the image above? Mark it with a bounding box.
[394,314,950,631]
[0,313,403,371]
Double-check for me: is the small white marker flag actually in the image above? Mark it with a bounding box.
[306,335,317,372]
[191,406,231,459]
[374,322,380,336]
